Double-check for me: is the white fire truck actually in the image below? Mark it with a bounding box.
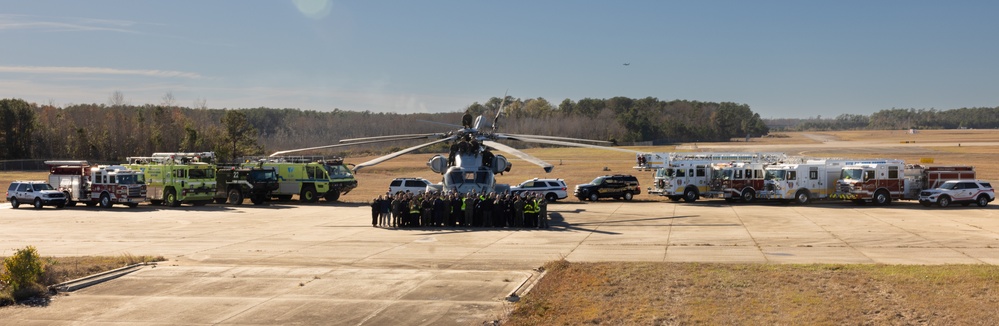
[708,161,773,203]
[638,152,786,202]
[758,159,860,204]
[125,152,217,207]
[830,161,975,205]
[45,161,147,208]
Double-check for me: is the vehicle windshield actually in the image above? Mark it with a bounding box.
[590,177,606,185]
[656,168,673,179]
[766,170,786,180]
[324,164,353,178]
[840,169,863,180]
[251,170,278,182]
[939,182,959,190]
[117,174,145,185]
[188,168,214,179]
[31,184,54,191]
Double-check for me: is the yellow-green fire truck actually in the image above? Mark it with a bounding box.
[126,152,217,207]
[242,156,357,202]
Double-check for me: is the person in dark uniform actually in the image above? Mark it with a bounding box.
[371,196,381,227]
[421,195,433,227]
[514,195,525,228]
[450,194,463,227]
[462,111,473,129]
[391,194,401,228]
[481,193,494,228]
[539,196,549,228]
[433,194,446,227]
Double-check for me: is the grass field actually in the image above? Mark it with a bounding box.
[506,260,999,325]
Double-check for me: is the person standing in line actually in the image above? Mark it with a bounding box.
[481,193,494,228]
[450,194,463,227]
[538,195,548,228]
[371,196,381,227]
[391,194,401,228]
[380,193,391,227]
[464,193,475,227]
[514,194,525,228]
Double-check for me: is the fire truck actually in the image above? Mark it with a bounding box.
[708,161,773,203]
[242,156,357,202]
[125,152,217,207]
[758,159,860,204]
[45,161,147,208]
[638,152,786,202]
[214,164,279,205]
[830,161,975,205]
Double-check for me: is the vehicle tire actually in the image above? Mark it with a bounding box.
[977,195,989,207]
[56,202,65,209]
[589,193,599,202]
[324,191,340,202]
[938,195,951,208]
[300,185,318,203]
[683,188,698,203]
[545,193,558,202]
[100,193,112,208]
[920,201,932,207]
[794,190,811,205]
[873,190,891,206]
[34,198,43,209]
[623,192,633,201]
[10,197,19,209]
[741,189,756,203]
[228,188,244,205]
[165,188,181,207]
[128,203,139,208]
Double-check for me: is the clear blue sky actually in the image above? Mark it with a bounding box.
[2,0,997,118]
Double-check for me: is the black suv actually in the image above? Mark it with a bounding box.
[574,175,641,201]
[214,166,280,205]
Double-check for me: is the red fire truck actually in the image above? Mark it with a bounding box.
[831,160,975,205]
[46,161,147,208]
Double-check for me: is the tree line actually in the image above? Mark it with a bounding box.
[766,107,999,131]
[0,96,772,161]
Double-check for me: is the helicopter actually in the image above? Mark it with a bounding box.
[269,97,641,194]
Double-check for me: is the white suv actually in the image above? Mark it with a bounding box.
[6,181,67,209]
[389,178,432,195]
[918,180,994,208]
[510,178,568,202]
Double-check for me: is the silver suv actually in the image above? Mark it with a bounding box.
[510,178,568,202]
[388,178,432,195]
[6,181,67,209]
[918,180,994,208]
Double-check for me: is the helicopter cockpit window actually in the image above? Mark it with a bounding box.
[475,172,489,184]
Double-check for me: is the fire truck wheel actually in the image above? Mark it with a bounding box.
[874,190,891,206]
[937,195,951,208]
[683,188,698,203]
[623,192,633,201]
[795,190,811,205]
[165,189,181,207]
[10,197,19,209]
[741,189,756,203]
[324,191,340,202]
[301,186,318,203]
[228,189,244,205]
[100,193,112,208]
[33,198,43,209]
[977,195,989,207]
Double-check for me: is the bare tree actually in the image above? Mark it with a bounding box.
[193,97,208,110]
[108,91,127,107]
[161,91,176,107]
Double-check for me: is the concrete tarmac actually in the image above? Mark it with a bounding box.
[1,199,998,325]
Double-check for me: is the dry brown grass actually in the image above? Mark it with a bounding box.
[508,261,999,325]
[35,254,166,286]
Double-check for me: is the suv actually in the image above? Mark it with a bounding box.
[389,178,432,195]
[510,178,568,202]
[6,181,67,209]
[574,175,641,201]
[919,180,994,208]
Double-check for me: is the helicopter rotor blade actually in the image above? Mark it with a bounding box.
[354,135,458,172]
[340,133,443,144]
[269,135,443,157]
[500,135,643,154]
[503,133,614,145]
[481,140,554,173]
[492,90,508,132]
